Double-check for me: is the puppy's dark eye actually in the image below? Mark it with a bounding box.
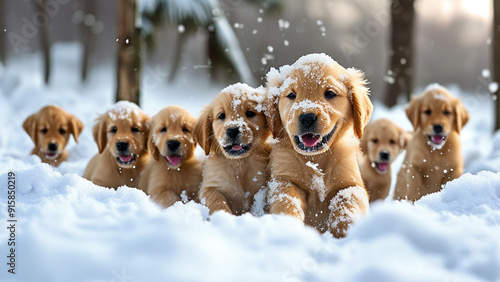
[324,90,337,99]
[372,139,378,144]
[390,139,396,145]
[182,127,189,133]
[110,126,117,133]
[41,129,48,134]
[59,129,66,135]
[218,112,226,120]
[424,109,432,116]
[246,110,256,118]
[287,93,296,100]
[444,110,451,116]
[160,127,167,133]
[131,127,140,133]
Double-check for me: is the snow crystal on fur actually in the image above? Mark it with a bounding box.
[267,178,305,221]
[328,186,369,233]
[107,101,142,121]
[424,83,446,93]
[223,83,266,112]
[306,161,327,202]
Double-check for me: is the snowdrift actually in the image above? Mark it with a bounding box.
[1,44,500,281]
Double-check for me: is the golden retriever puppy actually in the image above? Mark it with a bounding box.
[83,101,150,189]
[23,105,84,167]
[194,83,271,215]
[393,84,469,202]
[139,106,202,208]
[358,118,411,202]
[265,53,373,238]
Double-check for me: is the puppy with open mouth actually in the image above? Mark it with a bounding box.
[265,53,373,238]
[394,84,469,202]
[83,101,150,189]
[23,105,84,167]
[139,106,202,208]
[194,83,272,215]
[358,118,411,202]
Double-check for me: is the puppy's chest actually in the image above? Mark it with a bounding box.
[299,160,342,202]
[165,167,202,189]
[231,161,268,193]
[410,147,455,172]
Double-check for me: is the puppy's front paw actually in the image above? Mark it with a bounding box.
[267,178,306,221]
[328,185,369,238]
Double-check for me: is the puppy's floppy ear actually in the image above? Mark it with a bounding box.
[147,120,161,161]
[347,68,373,139]
[67,114,84,143]
[193,107,213,155]
[359,124,370,155]
[400,130,413,148]
[22,113,38,144]
[405,95,422,130]
[453,98,469,133]
[92,114,108,154]
[264,93,284,138]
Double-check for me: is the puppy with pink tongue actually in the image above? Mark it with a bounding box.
[358,118,410,202]
[139,106,202,208]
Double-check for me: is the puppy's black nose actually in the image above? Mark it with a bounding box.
[48,143,58,151]
[380,151,390,161]
[116,142,129,152]
[299,113,317,130]
[167,140,180,152]
[433,124,444,134]
[227,127,240,140]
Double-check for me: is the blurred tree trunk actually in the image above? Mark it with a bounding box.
[494,0,500,131]
[168,31,188,82]
[0,0,6,65]
[34,0,51,84]
[207,29,236,84]
[116,0,141,106]
[80,0,95,82]
[384,0,415,107]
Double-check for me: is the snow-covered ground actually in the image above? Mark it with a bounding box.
[1,43,500,281]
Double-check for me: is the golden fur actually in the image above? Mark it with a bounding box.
[139,106,202,208]
[194,83,271,215]
[265,54,373,238]
[83,102,150,189]
[358,118,411,202]
[394,85,469,202]
[23,105,83,167]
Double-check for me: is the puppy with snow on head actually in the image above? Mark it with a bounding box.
[23,105,84,167]
[194,83,271,215]
[393,84,469,202]
[265,53,373,238]
[358,118,411,202]
[139,106,202,208]
[83,101,150,189]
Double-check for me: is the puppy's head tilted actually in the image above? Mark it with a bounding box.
[93,101,150,168]
[406,84,469,150]
[265,53,373,155]
[23,105,84,161]
[194,83,271,159]
[148,106,197,169]
[360,119,411,174]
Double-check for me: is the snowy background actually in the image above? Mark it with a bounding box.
[0,43,499,282]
